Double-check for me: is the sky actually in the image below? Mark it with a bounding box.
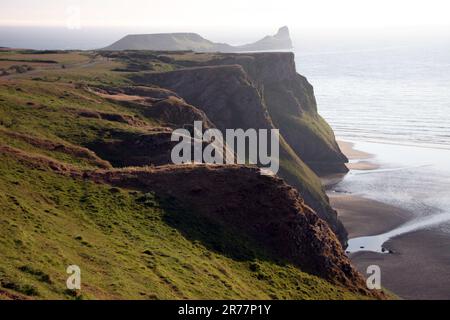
[1,0,449,50]
[1,0,450,30]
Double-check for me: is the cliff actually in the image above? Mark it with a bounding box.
[130,52,349,243]
[0,49,380,300]
[210,52,349,174]
[103,27,293,52]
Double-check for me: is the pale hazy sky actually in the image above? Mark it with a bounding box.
[1,0,450,30]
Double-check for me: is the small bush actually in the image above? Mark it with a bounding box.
[249,261,261,272]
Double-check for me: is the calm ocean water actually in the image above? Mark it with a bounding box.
[295,40,450,149]
[294,37,450,235]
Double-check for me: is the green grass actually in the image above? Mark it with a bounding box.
[0,79,158,148]
[0,153,365,300]
[0,130,98,169]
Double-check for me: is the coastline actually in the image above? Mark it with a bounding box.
[338,140,379,171]
[331,140,450,300]
[330,140,409,237]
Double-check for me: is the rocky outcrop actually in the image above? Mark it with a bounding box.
[143,96,214,129]
[103,27,293,52]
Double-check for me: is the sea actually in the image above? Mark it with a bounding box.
[293,30,450,241]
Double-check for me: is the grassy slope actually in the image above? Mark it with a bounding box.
[0,153,364,300]
[0,51,366,300]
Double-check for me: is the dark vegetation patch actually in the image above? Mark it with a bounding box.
[0,64,34,76]
[1,279,39,296]
[18,266,52,284]
[0,58,58,64]
[21,50,66,55]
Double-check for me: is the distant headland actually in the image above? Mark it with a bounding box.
[102,26,293,52]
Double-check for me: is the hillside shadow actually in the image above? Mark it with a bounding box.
[159,196,283,265]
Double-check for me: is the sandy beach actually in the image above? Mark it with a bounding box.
[320,140,378,187]
[337,141,379,171]
[330,194,409,238]
[331,140,450,300]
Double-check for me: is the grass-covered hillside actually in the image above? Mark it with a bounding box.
[0,152,365,300]
[0,50,378,300]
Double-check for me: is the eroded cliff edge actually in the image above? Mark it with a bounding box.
[128,51,349,243]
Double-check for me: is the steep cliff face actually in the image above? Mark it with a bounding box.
[209,52,349,174]
[132,65,273,131]
[130,57,348,243]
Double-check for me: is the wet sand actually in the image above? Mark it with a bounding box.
[351,230,450,300]
[331,140,450,300]
[338,141,373,160]
[337,141,380,170]
[330,194,410,238]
